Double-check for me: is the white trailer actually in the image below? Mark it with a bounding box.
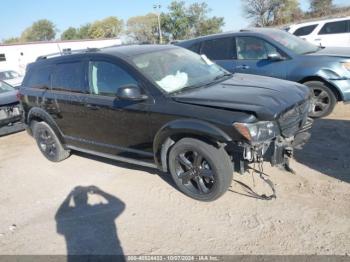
[0,38,122,75]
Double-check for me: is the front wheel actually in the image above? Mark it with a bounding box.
[168,138,233,201]
[33,122,70,162]
[304,81,337,118]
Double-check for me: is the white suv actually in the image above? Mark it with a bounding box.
[287,17,350,47]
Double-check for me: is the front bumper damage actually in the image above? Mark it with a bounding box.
[232,117,313,174]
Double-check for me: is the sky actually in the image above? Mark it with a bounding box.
[0,0,349,40]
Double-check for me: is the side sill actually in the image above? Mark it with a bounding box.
[67,145,158,169]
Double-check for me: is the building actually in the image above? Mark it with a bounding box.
[0,38,122,75]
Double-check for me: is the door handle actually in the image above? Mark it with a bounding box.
[85,104,100,110]
[314,38,321,41]
[236,65,250,70]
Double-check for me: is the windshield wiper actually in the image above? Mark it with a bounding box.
[213,72,233,81]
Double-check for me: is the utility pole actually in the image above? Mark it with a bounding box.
[153,4,163,44]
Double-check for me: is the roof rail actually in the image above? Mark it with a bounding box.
[36,47,101,61]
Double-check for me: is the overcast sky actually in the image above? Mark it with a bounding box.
[0,0,349,40]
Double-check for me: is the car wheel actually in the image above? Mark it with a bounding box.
[304,81,337,118]
[33,122,70,162]
[168,138,233,201]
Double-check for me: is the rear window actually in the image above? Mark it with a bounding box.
[52,62,86,93]
[200,37,235,60]
[319,20,349,35]
[24,66,52,89]
[293,24,318,36]
[0,54,6,62]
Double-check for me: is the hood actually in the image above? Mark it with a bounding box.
[172,73,310,121]
[307,46,350,58]
[0,90,18,106]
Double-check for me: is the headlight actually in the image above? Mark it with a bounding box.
[233,121,279,144]
[342,62,350,71]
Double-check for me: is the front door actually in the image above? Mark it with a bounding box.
[81,58,154,160]
[234,36,288,79]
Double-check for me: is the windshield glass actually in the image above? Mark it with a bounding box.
[0,80,14,93]
[131,48,229,93]
[0,71,20,81]
[260,29,320,55]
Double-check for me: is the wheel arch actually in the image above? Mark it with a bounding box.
[299,75,343,101]
[27,107,65,144]
[153,119,232,172]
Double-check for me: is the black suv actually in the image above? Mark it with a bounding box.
[19,45,312,201]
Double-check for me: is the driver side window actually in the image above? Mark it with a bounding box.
[236,37,280,60]
[89,61,138,96]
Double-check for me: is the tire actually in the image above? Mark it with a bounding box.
[168,138,233,201]
[33,122,70,162]
[304,81,337,118]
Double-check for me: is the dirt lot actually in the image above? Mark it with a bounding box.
[0,104,349,255]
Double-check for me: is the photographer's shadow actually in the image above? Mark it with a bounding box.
[55,186,125,258]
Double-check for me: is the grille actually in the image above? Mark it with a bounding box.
[278,100,310,137]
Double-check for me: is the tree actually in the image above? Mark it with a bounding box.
[88,16,123,39]
[77,24,91,39]
[273,0,303,25]
[310,0,333,16]
[161,1,224,41]
[61,27,78,40]
[127,13,159,43]
[21,19,56,42]
[2,37,20,44]
[242,0,280,26]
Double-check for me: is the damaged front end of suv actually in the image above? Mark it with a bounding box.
[232,99,313,176]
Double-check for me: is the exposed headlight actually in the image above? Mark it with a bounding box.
[233,121,279,144]
[342,62,350,71]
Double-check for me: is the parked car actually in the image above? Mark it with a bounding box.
[0,70,24,88]
[0,80,24,136]
[175,28,350,118]
[19,45,312,201]
[286,17,350,47]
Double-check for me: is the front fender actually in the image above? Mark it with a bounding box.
[153,119,232,171]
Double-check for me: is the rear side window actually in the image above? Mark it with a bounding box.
[89,61,138,96]
[319,20,349,35]
[52,62,85,93]
[25,66,52,89]
[293,24,318,36]
[200,37,235,60]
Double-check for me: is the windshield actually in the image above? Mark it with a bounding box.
[131,48,229,93]
[260,29,321,55]
[0,80,14,93]
[0,71,20,81]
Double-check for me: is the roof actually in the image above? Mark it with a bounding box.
[289,16,350,28]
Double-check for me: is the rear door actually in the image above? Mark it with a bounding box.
[233,36,288,79]
[199,37,236,72]
[315,20,350,47]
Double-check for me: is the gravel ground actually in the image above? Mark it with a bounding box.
[0,104,349,255]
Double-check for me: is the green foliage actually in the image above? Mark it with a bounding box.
[2,37,20,44]
[243,0,303,26]
[127,13,159,43]
[161,1,224,40]
[310,0,333,16]
[77,24,91,39]
[88,17,123,39]
[21,19,56,42]
[61,27,78,40]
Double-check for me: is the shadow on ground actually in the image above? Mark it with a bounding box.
[55,186,126,261]
[295,118,350,183]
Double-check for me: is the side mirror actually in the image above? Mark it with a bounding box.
[267,53,284,61]
[116,84,148,101]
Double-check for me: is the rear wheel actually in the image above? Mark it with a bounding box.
[168,138,233,201]
[304,81,337,118]
[33,122,70,162]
